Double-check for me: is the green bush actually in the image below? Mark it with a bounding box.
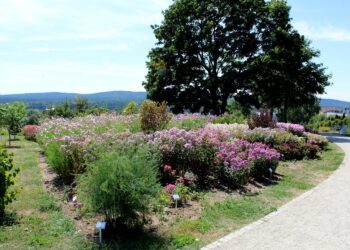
[123,101,139,115]
[78,147,161,228]
[0,147,19,221]
[319,126,331,132]
[140,101,171,133]
[169,118,208,130]
[46,142,72,181]
[212,114,245,125]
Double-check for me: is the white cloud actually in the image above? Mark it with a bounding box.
[0,61,147,93]
[0,0,173,94]
[294,21,350,42]
[31,44,128,52]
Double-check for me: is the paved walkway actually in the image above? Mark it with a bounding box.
[203,134,350,250]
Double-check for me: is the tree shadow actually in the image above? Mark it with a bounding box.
[98,224,170,250]
[0,212,20,227]
[5,145,21,149]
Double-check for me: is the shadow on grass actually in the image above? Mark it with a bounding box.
[100,224,170,250]
[0,212,19,227]
[237,172,285,196]
[9,138,20,141]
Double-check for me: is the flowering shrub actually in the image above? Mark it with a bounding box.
[164,183,191,206]
[206,123,249,136]
[216,140,280,186]
[304,132,328,149]
[242,128,303,146]
[148,127,227,185]
[22,125,40,141]
[275,142,320,160]
[276,122,305,136]
[302,143,320,159]
[206,124,302,147]
[37,114,141,145]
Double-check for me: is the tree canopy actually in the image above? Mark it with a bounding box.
[0,102,27,146]
[143,0,330,117]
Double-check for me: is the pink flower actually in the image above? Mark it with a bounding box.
[163,165,172,172]
[177,177,184,183]
[166,184,177,190]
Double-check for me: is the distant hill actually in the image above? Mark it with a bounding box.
[0,92,348,111]
[0,91,147,110]
[320,99,350,109]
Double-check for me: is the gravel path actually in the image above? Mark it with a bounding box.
[203,134,350,250]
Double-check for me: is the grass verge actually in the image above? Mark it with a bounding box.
[167,142,344,249]
[0,137,91,250]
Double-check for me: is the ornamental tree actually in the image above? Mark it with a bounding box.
[0,102,27,146]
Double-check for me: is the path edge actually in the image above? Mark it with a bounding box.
[202,142,347,250]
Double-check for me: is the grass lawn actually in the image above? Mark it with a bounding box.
[0,137,92,250]
[0,137,345,250]
[166,143,345,249]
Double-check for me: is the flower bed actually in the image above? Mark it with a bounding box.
[36,112,330,238]
[38,114,327,185]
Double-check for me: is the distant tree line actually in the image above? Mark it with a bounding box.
[143,0,330,121]
[43,96,109,118]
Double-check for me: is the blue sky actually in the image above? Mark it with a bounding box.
[0,0,348,101]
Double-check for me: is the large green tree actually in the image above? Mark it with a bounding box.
[144,0,265,115]
[249,0,330,121]
[144,0,330,117]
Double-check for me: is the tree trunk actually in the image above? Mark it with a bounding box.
[220,95,228,115]
[282,99,288,122]
[8,131,11,147]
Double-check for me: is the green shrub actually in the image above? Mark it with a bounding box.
[78,147,161,228]
[46,142,72,181]
[123,101,139,115]
[140,101,171,133]
[0,147,19,221]
[169,118,208,130]
[212,114,245,125]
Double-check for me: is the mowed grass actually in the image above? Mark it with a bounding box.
[168,143,344,249]
[0,137,91,250]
